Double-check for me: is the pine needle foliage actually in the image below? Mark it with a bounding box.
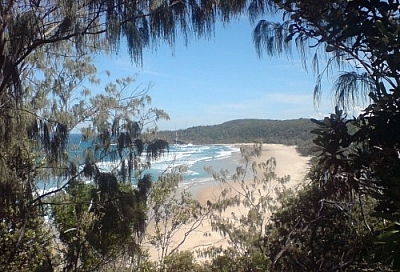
[252,0,400,111]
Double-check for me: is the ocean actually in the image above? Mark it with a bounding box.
[143,143,241,183]
[38,134,242,192]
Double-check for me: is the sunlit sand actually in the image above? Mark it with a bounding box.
[144,143,311,262]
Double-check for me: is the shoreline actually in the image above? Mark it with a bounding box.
[144,143,312,261]
[188,143,311,205]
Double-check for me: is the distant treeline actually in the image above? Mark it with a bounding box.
[158,118,318,156]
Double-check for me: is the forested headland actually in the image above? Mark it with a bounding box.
[159,118,318,156]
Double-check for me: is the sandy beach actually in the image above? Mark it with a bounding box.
[144,143,311,262]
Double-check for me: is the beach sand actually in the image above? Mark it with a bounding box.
[144,143,311,262]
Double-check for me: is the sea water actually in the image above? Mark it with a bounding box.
[37,134,242,193]
[145,143,241,182]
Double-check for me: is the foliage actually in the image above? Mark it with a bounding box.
[252,0,399,109]
[0,99,56,270]
[259,104,399,271]
[263,179,377,271]
[204,252,270,272]
[198,144,288,270]
[310,96,400,269]
[162,251,204,272]
[157,0,400,269]
[250,0,400,270]
[0,0,242,269]
[80,76,169,182]
[51,175,153,271]
[47,79,170,271]
[1,24,170,269]
[0,205,53,271]
[2,0,400,270]
[147,171,212,268]
[159,118,317,156]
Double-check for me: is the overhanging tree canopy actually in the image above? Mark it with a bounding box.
[1,0,255,95]
[3,0,398,109]
[252,0,400,108]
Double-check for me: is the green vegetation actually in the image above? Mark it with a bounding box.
[1,0,400,271]
[160,119,317,156]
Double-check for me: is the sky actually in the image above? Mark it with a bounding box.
[92,17,349,131]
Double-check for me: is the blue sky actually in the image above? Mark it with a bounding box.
[93,17,349,131]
